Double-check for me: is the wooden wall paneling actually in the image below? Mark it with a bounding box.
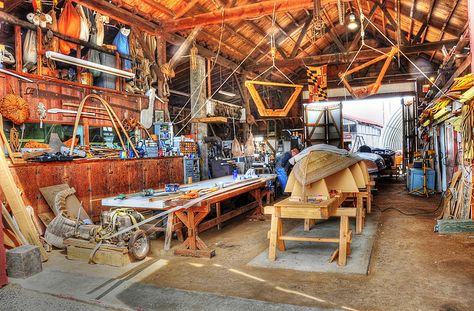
[64,163,91,214]
[113,160,130,195]
[34,164,64,214]
[9,166,39,211]
[89,161,110,218]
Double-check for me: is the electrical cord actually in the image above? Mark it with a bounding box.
[374,192,445,216]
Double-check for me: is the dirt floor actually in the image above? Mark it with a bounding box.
[143,179,474,311]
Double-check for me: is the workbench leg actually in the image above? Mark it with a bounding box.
[164,212,174,251]
[248,189,266,221]
[356,194,364,234]
[268,209,279,261]
[338,215,349,266]
[277,217,285,251]
[216,202,222,230]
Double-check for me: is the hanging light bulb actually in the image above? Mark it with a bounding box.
[347,13,359,31]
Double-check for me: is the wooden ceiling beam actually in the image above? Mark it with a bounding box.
[161,0,351,32]
[174,0,201,19]
[377,1,408,44]
[141,0,175,17]
[407,0,416,41]
[246,39,458,69]
[429,0,461,61]
[348,0,381,51]
[290,14,313,58]
[322,8,346,53]
[72,0,159,34]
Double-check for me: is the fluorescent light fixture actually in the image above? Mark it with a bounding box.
[347,13,358,31]
[218,90,236,97]
[45,51,135,79]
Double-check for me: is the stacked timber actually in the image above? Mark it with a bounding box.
[285,150,370,202]
[439,170,472,220]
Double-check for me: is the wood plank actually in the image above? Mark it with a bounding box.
[0,152,47,260]
[279,236,340,243]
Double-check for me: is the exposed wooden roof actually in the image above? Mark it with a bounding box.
[71,0,467,90]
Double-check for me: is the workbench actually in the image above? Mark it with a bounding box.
[102,175,276,258]
[264,193,356,266]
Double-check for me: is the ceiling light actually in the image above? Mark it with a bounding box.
[45,51,135,79]
[347,13,358,31]
[218,90,236,97]
[429,76,435,82]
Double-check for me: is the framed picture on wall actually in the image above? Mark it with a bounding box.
[154,110,164,123]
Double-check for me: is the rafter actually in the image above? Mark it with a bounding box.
[141,0,175,17]
[429,0,460,61]
[407,0,416,41]
[377,0,408,44]
[174,0,201,19]
[161,0,350,32]
[322,8,346,53]
[246,39,458,69]
[290,14,312,58]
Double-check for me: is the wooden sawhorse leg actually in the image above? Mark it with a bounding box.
[338,215,352,266]
[164,212,184,251]
[268,207,285,260]
[355,194,365,234]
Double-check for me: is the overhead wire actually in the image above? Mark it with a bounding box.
[171,8,226,124]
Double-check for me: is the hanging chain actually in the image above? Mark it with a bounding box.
[311,0,325,42]
[337,0,345,25]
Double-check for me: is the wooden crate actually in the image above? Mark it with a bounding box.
[64,238,132,267]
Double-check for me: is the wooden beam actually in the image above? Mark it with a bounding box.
[407,0,416,41]
[161,0,350,31]
[429,0,460,61]
[174,0,201,18]
[166,33,244,73]
[349,0,381,51]
[420,0,437,44]
[377,0,408,44]
[246,39,458,69]
[142,0,175,17]
[322,8,346,53]
[72,0,158,34]
[290,14,312,58]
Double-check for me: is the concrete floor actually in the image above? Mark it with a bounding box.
[2,179,474,311]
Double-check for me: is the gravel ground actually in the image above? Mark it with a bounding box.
[0,284,124,311]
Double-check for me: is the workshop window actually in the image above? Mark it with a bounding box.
[2,120,76,145]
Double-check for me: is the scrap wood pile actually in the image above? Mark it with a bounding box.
[440,170,473,220]
[285,148,370,202]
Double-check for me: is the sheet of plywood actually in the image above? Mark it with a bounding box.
[324,168,359,193]
[39,184,90,221]
[349,163,366,188]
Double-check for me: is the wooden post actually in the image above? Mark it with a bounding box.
[36,27,43,76]
[366,183,372,214]
[277,217,285,251]
[14,25,22,72]
[338,215,349,266]
[190,55,208,180]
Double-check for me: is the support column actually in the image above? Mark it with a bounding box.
[190,55,208,180]
[156,34,170,120]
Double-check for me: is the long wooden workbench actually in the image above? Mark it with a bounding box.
[102,175,276,258]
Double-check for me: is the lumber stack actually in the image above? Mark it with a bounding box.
[439,170,472,220]
[285,150,370,202]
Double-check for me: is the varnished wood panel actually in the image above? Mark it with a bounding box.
[1,157,183,221]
